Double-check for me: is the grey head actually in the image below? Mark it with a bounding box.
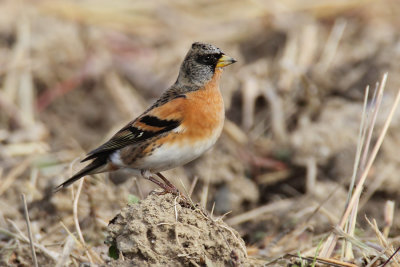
[176,42,236,87]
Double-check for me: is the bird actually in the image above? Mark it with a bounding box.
[55,42,236,194]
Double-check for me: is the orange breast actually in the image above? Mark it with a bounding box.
[144,68,225,152]
[179,68,225,141]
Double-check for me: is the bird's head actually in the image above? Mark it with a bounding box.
[177,42,236,87]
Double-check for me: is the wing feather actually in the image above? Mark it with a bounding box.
[81,95,186,162]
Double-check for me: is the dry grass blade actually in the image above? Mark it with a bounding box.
[348,83,385,255]
[383,200,395,238]
[73,178,86,251]
[223,119,248,145]
[344,83,375,260]
[359,164,395,210]
[104,72,145,118]
[365,216,400,265]
[72,178,103,264]
[305,156,317,195]
[0,90,25,127]
[7,219,59,261]
[134,177,144,199]
[263,84,288,143]
[333,226,379,256]
[200,170,210,209]
[346,85,370,204]
[21,193,38,267]
[59,221,83,249]
[188,176,198,198]
[317,18,347,73]
[286,253,359,267]
[0,158,31,196]
[55,235,75,267]
[340,86,399,227]
[320,74,400,258]
[226,199,292,226]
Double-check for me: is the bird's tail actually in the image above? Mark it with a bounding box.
[54,157,108,192]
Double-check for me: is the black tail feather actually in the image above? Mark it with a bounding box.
[54,157,107,193]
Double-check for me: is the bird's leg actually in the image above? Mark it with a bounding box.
[141,170,179,195]
[156,172,190,203]
[156,172,177,189]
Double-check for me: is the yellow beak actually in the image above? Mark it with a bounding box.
[216,54,237,68]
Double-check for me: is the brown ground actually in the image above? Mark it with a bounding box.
[1,0,400,266]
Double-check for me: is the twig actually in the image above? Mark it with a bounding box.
[382,246,400,267]
[21,194,38,267]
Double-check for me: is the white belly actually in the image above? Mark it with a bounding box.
[132,132,220,172]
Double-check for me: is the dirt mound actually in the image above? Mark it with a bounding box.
[106,193,249,267]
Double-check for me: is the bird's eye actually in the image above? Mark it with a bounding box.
[203,55,212,62]
[199,55,214,65]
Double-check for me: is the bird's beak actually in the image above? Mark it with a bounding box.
[216,54,237,68]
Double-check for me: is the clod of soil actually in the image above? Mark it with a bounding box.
[106,193,249,267]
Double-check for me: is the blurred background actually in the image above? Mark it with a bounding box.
[1,0,400,265]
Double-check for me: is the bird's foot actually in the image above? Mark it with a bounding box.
[141,170,181,196]
[154,184,180,196]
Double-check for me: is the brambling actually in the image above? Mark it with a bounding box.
[55,42,236,194]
